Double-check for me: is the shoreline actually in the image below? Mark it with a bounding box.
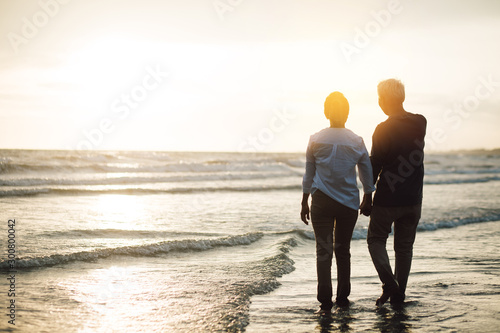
[247,220,500,332]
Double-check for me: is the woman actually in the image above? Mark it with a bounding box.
[300,91,374,314]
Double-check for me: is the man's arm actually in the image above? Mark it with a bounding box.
[358,139,375,216]
[370,124,388,183]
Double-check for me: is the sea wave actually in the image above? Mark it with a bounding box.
[2,172,500,199]
[425,166,500,175]
[0,184,302,197]
[0,170,299,187]
[216,236,297,331]
[0,150,305,175]
[40,229,225,239]
[0,232,264,270]
[417,213,500,232]
[287,211,500,242]
[2,150,500,199]
[3,175,500,198]
[424,176,500,185]
[2,150,500,180]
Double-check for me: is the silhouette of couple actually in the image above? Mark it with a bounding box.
[301,79,427,314]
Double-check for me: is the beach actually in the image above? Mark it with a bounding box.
[247,220,500,332]
[2,1,500,331]
[1,149,499,332]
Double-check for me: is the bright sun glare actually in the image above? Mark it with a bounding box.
[92,194,146,230]
[64,37,153,90]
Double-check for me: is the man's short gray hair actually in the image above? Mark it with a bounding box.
[377,78,405,103]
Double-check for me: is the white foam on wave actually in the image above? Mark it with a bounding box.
[289,212,500,243]
[41,228,223,239]
[0,184,303,197]
[0,170,298,187]
[424,176,500,185]
[418,213,500,232]
[0,232,264,270]
[214,236,298,331]
[0,150,304,175]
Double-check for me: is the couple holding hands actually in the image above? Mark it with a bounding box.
[301,78,427,314]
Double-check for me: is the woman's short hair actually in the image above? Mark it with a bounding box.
[324,91,349,122]
[377,78,405,103]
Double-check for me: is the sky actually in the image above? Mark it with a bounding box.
[0,0,499,152]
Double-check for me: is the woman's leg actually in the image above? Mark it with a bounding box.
[311,191,335,311]
[333,202,358,305]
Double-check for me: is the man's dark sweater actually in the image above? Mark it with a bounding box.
[371,112,427,207]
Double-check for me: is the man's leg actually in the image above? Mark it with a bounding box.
[367,205,400,303]
[311,191,334,311]
[333,201,358,306]
[393,204,421,298]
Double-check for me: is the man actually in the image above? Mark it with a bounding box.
[301,91,375,314]
[365,78,427,306]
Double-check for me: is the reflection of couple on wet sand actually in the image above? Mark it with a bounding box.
[301,78,427,314]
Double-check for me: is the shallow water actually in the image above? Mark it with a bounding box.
[0,150,499,332]
[248,221,500,333]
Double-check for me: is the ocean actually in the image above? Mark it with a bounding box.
[0,149,499,332]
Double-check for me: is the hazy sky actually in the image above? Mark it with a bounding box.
[1,0,499,152]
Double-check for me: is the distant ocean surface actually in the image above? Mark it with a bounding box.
[1,149,499,332]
